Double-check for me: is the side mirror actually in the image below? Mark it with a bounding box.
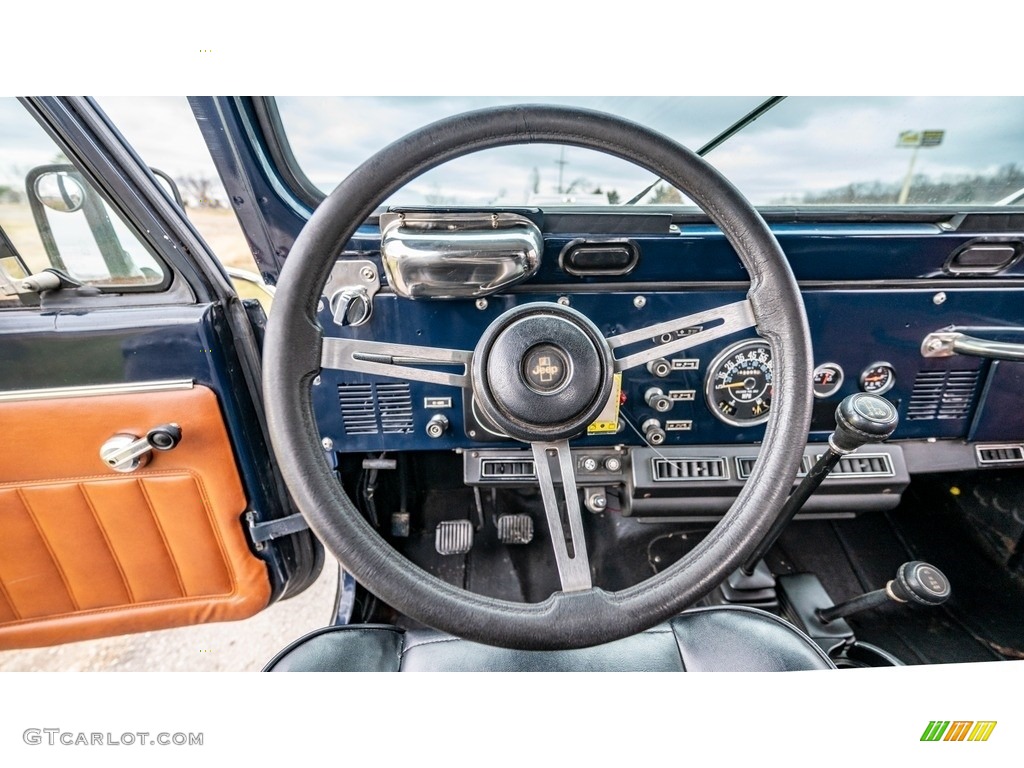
[25,164,173,287]
[34,171,85,213]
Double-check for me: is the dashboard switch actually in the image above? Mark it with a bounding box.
[425,414,449,439]
[645,387,673,413]
[647,358,672,378]
[642,418,667,446]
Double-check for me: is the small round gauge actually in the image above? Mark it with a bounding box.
[812,362,844,399]
[705,339,773,426]
[860,362,896,395]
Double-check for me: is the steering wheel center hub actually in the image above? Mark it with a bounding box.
[522,343,571,393]
[471,303,614,442]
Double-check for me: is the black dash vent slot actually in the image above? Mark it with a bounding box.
[829,453,895,478]
[976,444,1024,465]
[653,457,727,481]
[736,455,811,480]
[338,382,413,436]
[736,456,757,480]
[907,370,980,420]
[480,459,536,480]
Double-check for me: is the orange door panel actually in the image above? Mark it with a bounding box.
[0,382,270,649]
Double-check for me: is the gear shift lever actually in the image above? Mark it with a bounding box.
[739,393,899,576]
[817,560,951,624]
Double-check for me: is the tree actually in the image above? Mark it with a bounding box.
[649,184,683,204]
[0,185,21,204]
[177,175,220,208]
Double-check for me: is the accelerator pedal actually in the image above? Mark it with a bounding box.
[497,514,534,545]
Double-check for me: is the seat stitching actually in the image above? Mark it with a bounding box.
[401,636,463,656]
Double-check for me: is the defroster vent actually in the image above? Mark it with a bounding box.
[907,369,980,420]
[480,459,536,480]
[977,444,1024,465]
[828,453,894,478]
[652,457,728,481]
[338,382,414,436]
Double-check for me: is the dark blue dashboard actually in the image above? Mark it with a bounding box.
[310,216,1024,455]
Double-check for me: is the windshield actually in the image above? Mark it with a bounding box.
[273,96,1024,208]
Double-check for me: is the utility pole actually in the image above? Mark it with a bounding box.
[898,145,919,205]
[896,130,944,205]
[556,147,567,194]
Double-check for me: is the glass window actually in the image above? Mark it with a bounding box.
[98,97,270,310]
[273,96,1024,208]
[0,99,166,292]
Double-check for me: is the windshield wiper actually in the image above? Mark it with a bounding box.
[624,96,787,205]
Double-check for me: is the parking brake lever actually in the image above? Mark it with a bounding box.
[738,393,899,577]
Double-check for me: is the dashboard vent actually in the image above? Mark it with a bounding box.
[338,384,378,435]
[377,383,414,434]
[827,453,895,478]
[653,457,728,482]
[735,456,758,480]
[337,383,413,436]
[976,444,1024,465]
[907,369,980,420]
[480,459,536,480]
[736,455,812,480]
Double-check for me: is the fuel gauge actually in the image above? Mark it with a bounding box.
[812,363,844,398]
[859,362,896,395]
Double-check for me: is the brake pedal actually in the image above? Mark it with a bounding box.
[435,520,473,555]
[497,514,534,545]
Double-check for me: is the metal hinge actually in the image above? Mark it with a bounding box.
[245,511,310,549]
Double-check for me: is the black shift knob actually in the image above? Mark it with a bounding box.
[831,393,899,453]
[816,559,951,624]
[889,560,951,606]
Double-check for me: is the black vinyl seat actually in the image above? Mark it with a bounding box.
[264,606,835,672]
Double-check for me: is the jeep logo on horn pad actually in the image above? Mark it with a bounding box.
[523,345,570,393]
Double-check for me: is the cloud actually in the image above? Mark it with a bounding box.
[274,96,1024,205]
[4,97,1022,207]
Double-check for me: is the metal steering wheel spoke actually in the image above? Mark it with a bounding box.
[320,337,472,388]
[531,440,593,593]
[608,299,756,371]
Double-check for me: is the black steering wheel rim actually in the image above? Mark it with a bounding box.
[263,104,813,650]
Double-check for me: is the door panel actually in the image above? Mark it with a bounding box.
[0,383,270,649]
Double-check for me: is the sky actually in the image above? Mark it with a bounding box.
[273,96,1024,204]
[68,96,1024,208]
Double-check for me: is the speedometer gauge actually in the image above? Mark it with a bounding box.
[705,339,773,426]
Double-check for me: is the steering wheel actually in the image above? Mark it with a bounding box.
[263,105,813,650]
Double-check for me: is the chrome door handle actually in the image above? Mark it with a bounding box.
[921,331,1024,362]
